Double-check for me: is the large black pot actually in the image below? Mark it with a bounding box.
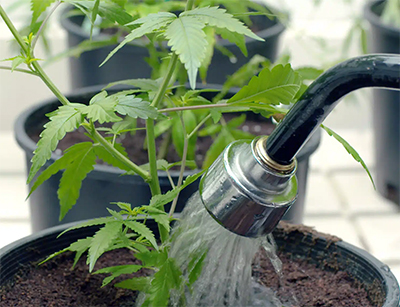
[0,220,399,306]
[59,5,285,89]
[364,0,400,205]
[15,85,320,232]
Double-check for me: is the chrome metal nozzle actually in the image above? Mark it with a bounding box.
[199,137,298,238]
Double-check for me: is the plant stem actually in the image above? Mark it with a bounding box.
[145,119,162,195]
[0,66,38,75]
[31,1,61,51]
[169,114,189,217]
[151,54,178,108]
[91,129,150,181]
[186,0,195,10]
[159,103,229,112]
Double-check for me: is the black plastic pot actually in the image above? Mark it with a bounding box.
[364,0,400,205]
[59,5,285,89]
[14,85,320,232]
[0,220,399,306]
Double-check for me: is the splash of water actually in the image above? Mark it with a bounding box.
[169,192,288,307]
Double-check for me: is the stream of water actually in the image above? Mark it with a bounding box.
[168,192,296,307]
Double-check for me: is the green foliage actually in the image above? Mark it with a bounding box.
[28,105,84,183]
[30,0,55,24]
[228,64,302,105]
[321,125,375,189]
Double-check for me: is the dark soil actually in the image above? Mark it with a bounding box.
[1,245,376,307]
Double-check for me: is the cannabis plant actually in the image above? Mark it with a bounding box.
[0,0,371,305]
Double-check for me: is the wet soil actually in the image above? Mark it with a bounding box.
[1,243,377,307]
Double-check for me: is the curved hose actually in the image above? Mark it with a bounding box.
[266,54,400,165]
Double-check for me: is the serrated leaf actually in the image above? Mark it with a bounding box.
[65,0,133,25]
[182,6,263,42]
[88,221,122,272]
[230,129,255,140]
[82,91,121,124]
[165,15,208,89]
[143,206,170,231]
[215,27,247,56]
[140,159,169,172]
[115,277,151,292]
[199,27,216,82]
[28,105,84,183]
[58,142,97,220]
[89,0,101,39]
[124,220,158,251]
[321,125,375,189]
[11,56,25,71]
[149,170,205,208]
[228,64,302,105]
[154,119,173,138]
[39,237,92,269]
[93,142,132,172]
[135,249,168,267]
[188,249,207,286]
[202,130,234,169]
[227,114,246,128]
[115,95,159,119]
[101,12,176,66]
[103,78,161,91]
[94,264,143,287]
[144,258,183,307]
[295,67,324,81]
[58,217,116,237]
[31,0,55,24]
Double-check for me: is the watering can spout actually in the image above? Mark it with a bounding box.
[200,54,400,238]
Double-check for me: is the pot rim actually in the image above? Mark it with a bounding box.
[1,219,398,306]
[364,0,400,37]
[59,4,286,47]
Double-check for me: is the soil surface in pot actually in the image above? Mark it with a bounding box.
[1,241,375,307]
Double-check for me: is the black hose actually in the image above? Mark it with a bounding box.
[266,54,400,165]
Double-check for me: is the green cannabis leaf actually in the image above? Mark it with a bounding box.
[30,0,55,24]
[143,258,184,307]
[58,142,98,220]
[114,95,159,119]
[182,6,263,42]
[165,15,208,90]
[149,171,205,208]
[228,64,302,105]
[64,0,133,26]
[321,125,375,189]
[82,91,121,124]
[28,105,84,183]
[101,12,177,66]
[88,221,122,272]
[94,264,143,287]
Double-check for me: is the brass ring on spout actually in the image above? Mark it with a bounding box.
[254,136,296,174]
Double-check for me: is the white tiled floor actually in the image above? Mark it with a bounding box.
[1,129,400,283]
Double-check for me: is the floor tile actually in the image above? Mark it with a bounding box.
[0,175,30,219]
[355,215,400,263]
[303,216,363,249]
[0,132,26,174]
[332,172,400,215]
[0,220,31,249]
[304,172,343,216]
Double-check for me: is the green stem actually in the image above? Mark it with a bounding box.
[0,66,38,75]
[91,128,150,181]
[150,54,178,108]
[185,0,195,10]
